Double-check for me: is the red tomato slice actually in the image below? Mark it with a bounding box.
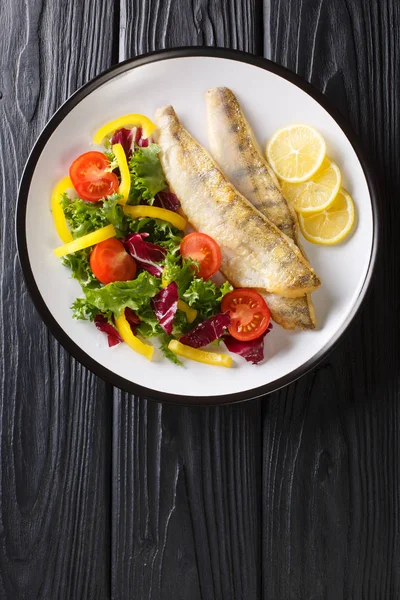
[221,289,271,341]
[180,232,221,280]
[70,151,119,202]
[90,238,137,285]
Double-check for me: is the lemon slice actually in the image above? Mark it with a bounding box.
[280,157,341,213]
[298,189,355,245]
[267,124,326,183]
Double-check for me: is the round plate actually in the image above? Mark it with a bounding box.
[17,48,379,405]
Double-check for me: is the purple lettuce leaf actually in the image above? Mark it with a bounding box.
[135,127,149,148]
[111,128,133,159]
[180,312,231,348]
[151,282,178,335]
[123,232,167,277]
[124,307,141,331]
[223,323,273,365]
[153,190,181,212]
[94,314,123,347]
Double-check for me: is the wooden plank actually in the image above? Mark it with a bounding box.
[0,0,115,597]
[262,1,400,598]
[119,0,262,57]
[112,395,262,599]
[112,2,263,598]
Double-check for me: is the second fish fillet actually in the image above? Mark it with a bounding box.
[206,86,317,330]
[155,106,321,299]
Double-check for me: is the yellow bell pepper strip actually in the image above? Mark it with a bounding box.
[168,340,232,368]
[112,143,131,204]
[53,224,116,257]
[51,176,74,243]
[177,300,197,324]
[115,313,154,361]
[93,114,157,145]
[123,205,187,230]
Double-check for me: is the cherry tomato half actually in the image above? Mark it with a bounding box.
[90,238,137,285]
[180,232,221,280]
[221,289,271,341]
[70,151,119,202]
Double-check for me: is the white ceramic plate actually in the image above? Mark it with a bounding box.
[17,49,378,405]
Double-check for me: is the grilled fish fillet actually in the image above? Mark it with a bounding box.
[155,106,321,298]
[206,87,317,330]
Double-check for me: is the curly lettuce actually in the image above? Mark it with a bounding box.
[128,144,166,204]
[183,279,233,321]
[61,193,129,239]
[71,271,160,322]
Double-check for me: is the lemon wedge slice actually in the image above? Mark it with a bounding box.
[281,157,341,213]
[298,189,355,245]
[267,124,326,183]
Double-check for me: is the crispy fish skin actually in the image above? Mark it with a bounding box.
[260,291,316,330]
[155,106,321,299]
[206,87,317,330]
[206,87,297,240]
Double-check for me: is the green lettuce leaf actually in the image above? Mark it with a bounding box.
[75,271,160,319]
[71,297,100,321]
[103,138,119,170]
[183,279,233,321]
[134,306,164,338]
[61,192,182,249]
[126,217,183,253]
[62,249,101,289]
[159,334,183,366]
[171,308,192,336]
[61,193,130,239]
[61,193,107,238]
[128,144,166,204]
[101,195,131,237]
[162,254,197,296]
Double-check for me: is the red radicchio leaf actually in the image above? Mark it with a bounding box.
[124,307,140,331]
[151,282,178,335]
[135,127,149,147]
[94,314,123,347]
[223,323,273,365]
[180,312,231,348]
[123,233,167,276]
[153,190,181,212]
[111,128,133,159]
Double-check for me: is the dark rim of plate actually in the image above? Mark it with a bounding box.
[16,47,380,406]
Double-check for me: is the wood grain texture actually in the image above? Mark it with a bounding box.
[119,0,262,58]
[112,397,261,599]
[262,1,400,598]
[113,2,263,599]
[0,1,116,597]
[2,0,398,598]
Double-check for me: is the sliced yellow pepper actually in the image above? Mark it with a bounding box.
[51,176,74,243]
[93,114,157,145]
[115,313,154,361]
[168,340,232,368]
[177,300,197,324]
[112,143,131,204]
[123,205,186,230]
[53,224,116,257]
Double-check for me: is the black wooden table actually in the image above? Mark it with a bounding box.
[1,1,398,598]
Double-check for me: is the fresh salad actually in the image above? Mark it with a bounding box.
[52,114,272,367]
